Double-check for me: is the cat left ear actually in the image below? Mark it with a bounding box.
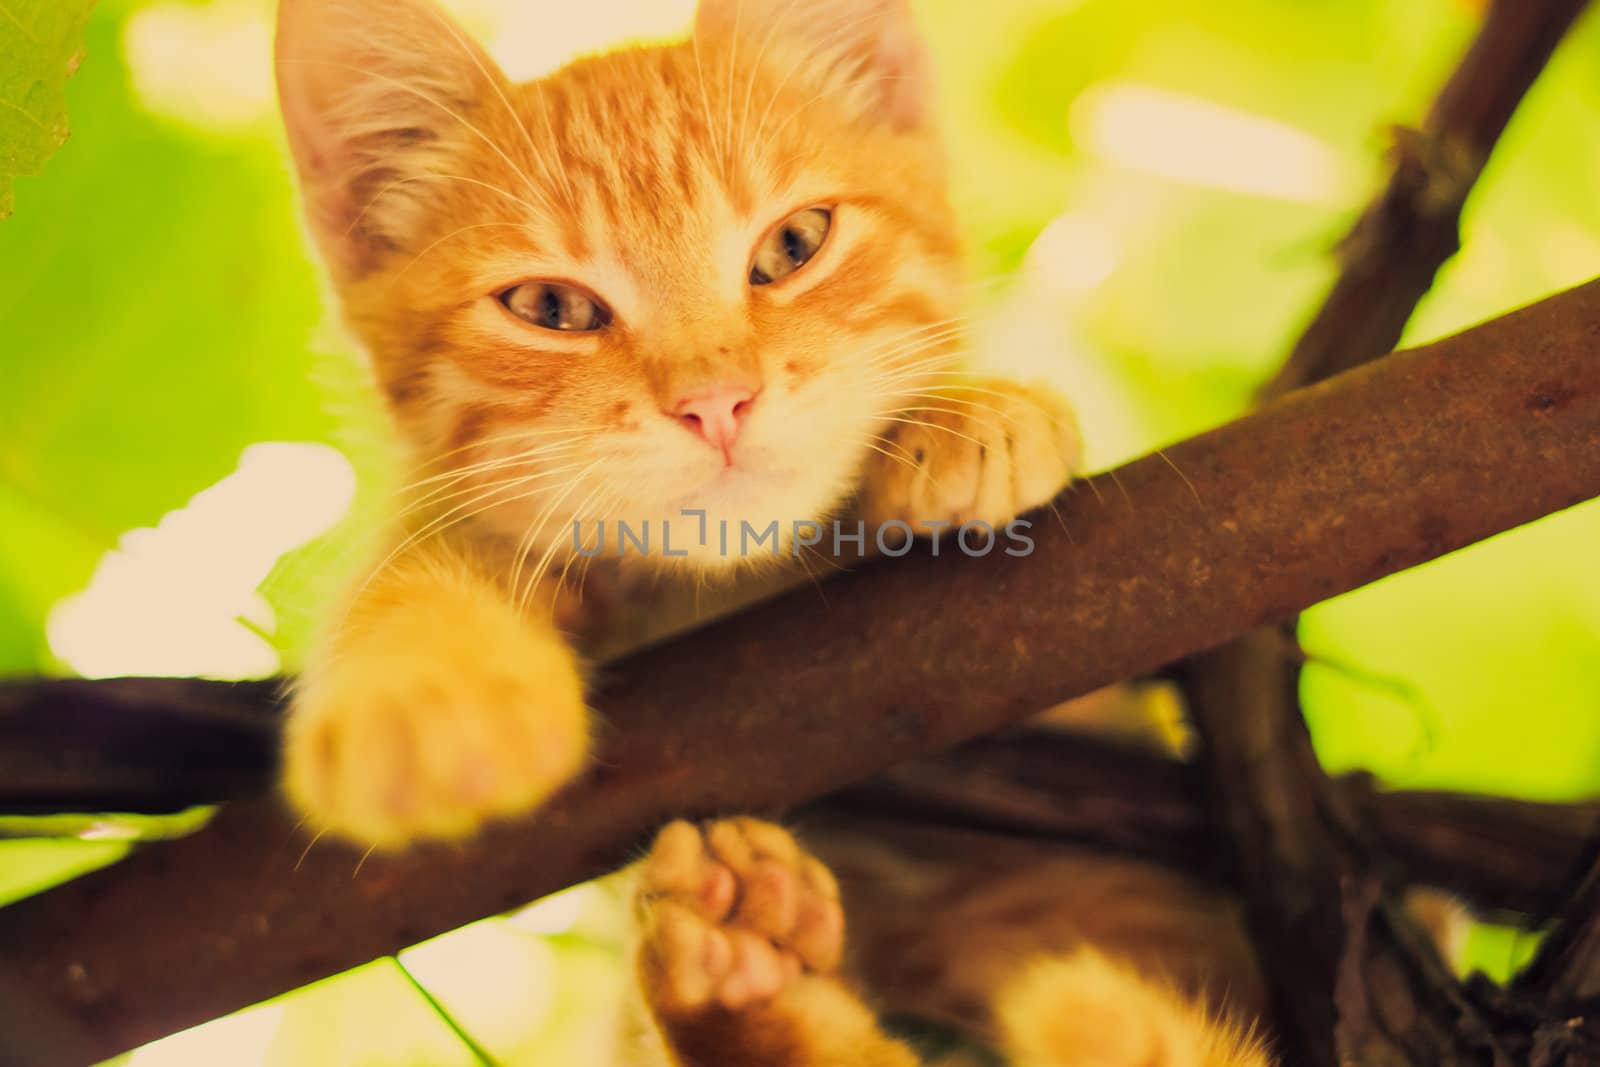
[276,0,511,279]
[695,0,936,132]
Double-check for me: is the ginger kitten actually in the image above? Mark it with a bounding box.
[275,0,1077,849]
[274,0,1267,1062]
[629,817,1271,1067]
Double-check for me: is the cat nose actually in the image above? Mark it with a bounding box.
[673,386,757,460]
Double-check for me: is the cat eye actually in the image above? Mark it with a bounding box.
[751,207,833,286]
[498,281,611,333]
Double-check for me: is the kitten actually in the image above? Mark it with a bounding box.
[630,817,1272,1067]
[273,0,1265,1061]
[275,0,1078,849]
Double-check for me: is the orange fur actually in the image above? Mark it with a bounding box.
[633,819,921,1067]
[265,0,1272,1062]
[275,0,1078,851]
[810,820,1267,1042]
[998,949,1271,1067]
[279,0,967,578]
[629,818,1274,1067]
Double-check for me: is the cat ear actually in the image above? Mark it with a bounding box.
[275,0,510,278]
[695,0,935,132]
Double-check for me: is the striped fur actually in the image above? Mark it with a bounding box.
[271,3,1261,1063]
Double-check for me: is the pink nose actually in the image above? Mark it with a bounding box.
[673,386,756,460]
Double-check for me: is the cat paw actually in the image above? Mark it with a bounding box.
[862,378,1080,536]
[283,615,589,849]
[637,819,845,1015]
[1000,949,1272,1067]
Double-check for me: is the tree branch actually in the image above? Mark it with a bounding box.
[0,276,1598,1063]
[1181,2,1593,1062]
[0,678,280,815]
[818,732,1600,921]
[5,679,1596,917]
[1517,845,1600,1003]
[1264,0,1593,398]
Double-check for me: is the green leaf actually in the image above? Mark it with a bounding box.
[0,0,96,219]
[0,1,374,681]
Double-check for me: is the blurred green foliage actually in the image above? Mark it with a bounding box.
[0,0,94,216]
[2,0,1599,1062]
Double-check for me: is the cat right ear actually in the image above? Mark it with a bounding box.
[696,0,936,132]
[275,0,510,279]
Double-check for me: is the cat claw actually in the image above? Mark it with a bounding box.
[862,378,1080,536]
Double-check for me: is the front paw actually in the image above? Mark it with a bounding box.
[636,819,845,1016]
[284,613,588,849]
[862,378,1080,534]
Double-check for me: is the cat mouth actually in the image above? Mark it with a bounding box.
[669,461,793,514]
[679,465,758,506]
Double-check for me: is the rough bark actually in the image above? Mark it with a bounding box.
[1,276,1599,1063]
[1183,1,1596,1063]
[1518,847,1600,1003]
[5,680,1598,916]
[819,732,1600,921]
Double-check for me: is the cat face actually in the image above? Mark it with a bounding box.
[277,0,963,570]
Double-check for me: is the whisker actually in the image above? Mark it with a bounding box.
[862,353,965,384]
[723,0,743,178]
[352,844,378,879]
[893,403,1011,424]
[294,829,328,872]
[797,538,849,580]
[532,82,582,213]
[749,7,887,152]
[886,397,1054,436]
[395,221,540,281]
[855,326,975,371]
[856,318,974,359]
[399,431,577,481]
[737,0,807,163]
[791,541,830,603]
[1043,495,1075,544]
[343,173,544,240]
[765,72,914,148]
[858,344,970,385]
[414,5,560,213]
[445,12,576,214]
[691,31,726,179]
[507,459,604,611]
[862,437,921,478]
[1156,448,1203,506]
[860,336,974,371]
[560,487,624,596]
[895,383,1026,405]
[397,439,577,502]
[394,425,580,480]
[302,58,548,207]
[863,430,959,504]
[876,415,987,451]
[552,484,623,596]
[396,456,581,520]
[364,464,588,606]
[1105,467,1135,508]
[514,462,605,614]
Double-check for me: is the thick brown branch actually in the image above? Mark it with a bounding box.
[0,278,1597,1062]
[1182,633,1360,1065]
[4,677,1595,917]
[819,732,1600,921]
[0,678,280,815]
[1517,847,1600,1003]
[1186,2,1592,1062]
